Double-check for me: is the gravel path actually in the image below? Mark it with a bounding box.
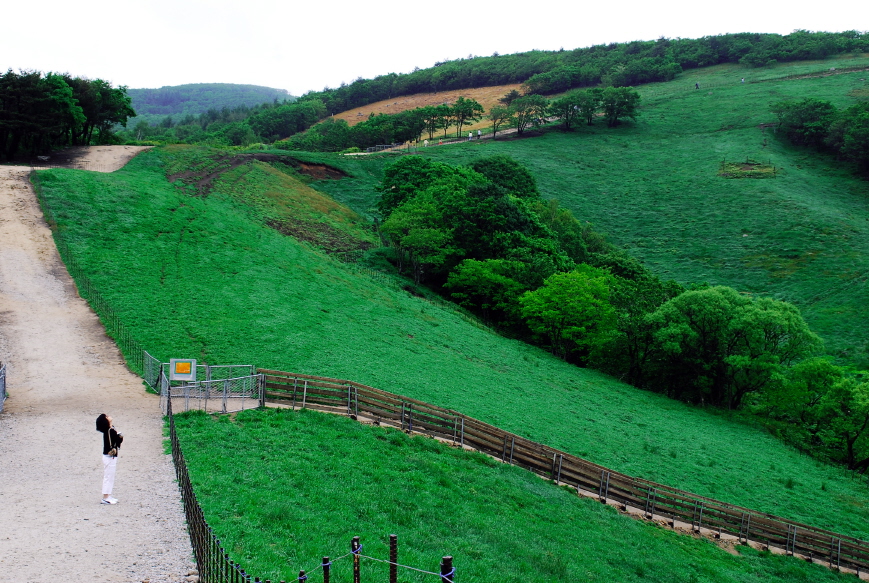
[0,148,195,583]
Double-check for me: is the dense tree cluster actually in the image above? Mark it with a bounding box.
[374,155,868,471]
[772,98,869,173]
[0,70,134,160]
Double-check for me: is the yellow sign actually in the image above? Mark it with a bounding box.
[175,362,191,375]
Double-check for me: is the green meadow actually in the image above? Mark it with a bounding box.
[35,133,869,545]
[307,59,869,369]
[173,407,853,583]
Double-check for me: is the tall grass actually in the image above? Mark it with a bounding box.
[174,407,853,583]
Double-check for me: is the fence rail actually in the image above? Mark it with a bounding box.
[29,171,144,374]
[261,368,869,573]
[0,362,7,412]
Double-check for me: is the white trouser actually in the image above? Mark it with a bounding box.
[102,454,118,496]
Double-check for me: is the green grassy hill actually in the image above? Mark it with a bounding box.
[34,137,869,550]
[174,407,851,583]
[309,57,869,369]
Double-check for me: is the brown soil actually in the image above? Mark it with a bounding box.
[332,83,524,132]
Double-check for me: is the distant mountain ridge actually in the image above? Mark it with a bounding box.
[128,83,294,117]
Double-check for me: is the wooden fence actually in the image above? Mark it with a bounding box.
[261,369,869,575]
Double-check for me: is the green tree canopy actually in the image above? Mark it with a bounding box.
[649,286,821,409]
[600,86,641,127]
[519,266,617,359]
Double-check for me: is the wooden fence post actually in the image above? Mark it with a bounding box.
[352,536,361,583]
[389,534,397,583]
[322,557,330,583]
[440,556,454,583]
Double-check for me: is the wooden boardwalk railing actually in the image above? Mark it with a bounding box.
[260,368,869,574]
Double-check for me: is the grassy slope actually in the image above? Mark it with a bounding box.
[174,407,851,583]
[311,58,869,369]
[36,145,869,542]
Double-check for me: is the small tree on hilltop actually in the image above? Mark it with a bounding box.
[452,96,484,137]
[600,86,641,127]
[487,105,514,138]
[511,94,549,135]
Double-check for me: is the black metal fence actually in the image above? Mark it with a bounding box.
[168,396,455,583]
[29,171,144,374]
[0,362,7,412]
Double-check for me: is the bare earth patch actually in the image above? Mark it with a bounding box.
[331,83,524,132]
[0,146,195,582]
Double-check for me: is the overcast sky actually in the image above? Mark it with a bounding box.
[1,0,863,96]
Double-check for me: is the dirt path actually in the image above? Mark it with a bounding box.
[0,147,195,582]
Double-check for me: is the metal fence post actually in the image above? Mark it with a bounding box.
[389,534,397,583]
[440,556,454,583]
[351,536,361,583]
[322,557,330,583]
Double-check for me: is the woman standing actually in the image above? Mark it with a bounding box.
[95,413,123,504]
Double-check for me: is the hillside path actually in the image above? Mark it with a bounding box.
[0,147,195,583]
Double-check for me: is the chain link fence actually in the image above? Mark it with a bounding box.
[0,362,7,412]
[160,373,263,415]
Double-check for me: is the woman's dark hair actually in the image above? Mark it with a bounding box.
[96,414,109,433]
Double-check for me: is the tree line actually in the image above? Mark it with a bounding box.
[772,97,869,174]
[0,70,134,160]
[274,87,641,152]
[295,31,868,114]
[375,154,869,472]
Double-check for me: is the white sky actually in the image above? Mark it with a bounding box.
[1,0,863,96]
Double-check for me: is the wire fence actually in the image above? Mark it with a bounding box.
[0,362,7,412]
[261,368,869,575]
[29,171,144,374]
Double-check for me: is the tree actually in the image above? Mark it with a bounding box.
[771,98,837,149]
[467,155,540,199]
[548,91,582,130]
[817,378,869,471]
[451,96,484,137]
[378,156,483,218]
[600,86,641,127]
[445,259,528,326]
[381,191,454,282]
[498,89,521,107]
[519,266,617,359]
[649,286,821,409]
[575,88,602,126]
[510,94,549,135]
[827,102,869,173]
[487,105,513,138]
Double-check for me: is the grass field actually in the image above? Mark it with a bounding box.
[307,58,869,369]
[174,407,854,583]
[34,141,869,544]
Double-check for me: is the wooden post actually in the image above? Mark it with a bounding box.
[322,557,331,583]
[389,534,398,583]
[291,377,298,411]
[352,536,361,583]
[440,556,454,583]
[509,436,515,464]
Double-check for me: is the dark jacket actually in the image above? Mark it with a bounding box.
[102,427,123,456]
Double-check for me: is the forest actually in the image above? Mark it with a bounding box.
[0,70,134,160]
